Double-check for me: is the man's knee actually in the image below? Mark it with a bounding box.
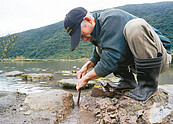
[124,18,147,43]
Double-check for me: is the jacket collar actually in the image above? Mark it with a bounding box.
[90,12,100,39]
[89,12,101,46]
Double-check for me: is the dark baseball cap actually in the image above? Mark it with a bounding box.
[64,7,87,51]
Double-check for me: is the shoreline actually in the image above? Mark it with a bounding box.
[0,52,172,62]
[0,58,89,63]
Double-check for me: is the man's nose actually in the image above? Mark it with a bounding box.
[82,37,87,42]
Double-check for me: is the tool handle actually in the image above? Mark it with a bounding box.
[77,89,81,107]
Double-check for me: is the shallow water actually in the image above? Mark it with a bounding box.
[0,61,85,94]
[0,61,172,94]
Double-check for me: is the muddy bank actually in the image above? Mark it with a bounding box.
[1,86,173,124]
[0,91,30,123]
[0,90,74,124]
[80,88,173,124]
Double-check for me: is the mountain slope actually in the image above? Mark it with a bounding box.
[8,1,173,59]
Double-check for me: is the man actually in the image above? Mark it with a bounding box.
[64,7,172,101]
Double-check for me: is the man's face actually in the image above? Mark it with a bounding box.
[80,20,96,42]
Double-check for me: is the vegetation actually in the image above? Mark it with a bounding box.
[0,33,20,59]
[1,2,173,59]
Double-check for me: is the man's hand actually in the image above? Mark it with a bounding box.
[76,76,88,91]
[76,61,95,79]
[76,69,100,91]
[76,67,87,79]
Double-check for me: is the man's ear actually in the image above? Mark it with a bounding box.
[83,17,93,24]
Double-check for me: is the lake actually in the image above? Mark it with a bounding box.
[0,61,173,94]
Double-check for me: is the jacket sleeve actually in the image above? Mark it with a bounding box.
[94,14,128,77]
[89,46,100,66]
[151,26,172,54]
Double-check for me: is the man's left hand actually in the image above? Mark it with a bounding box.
[76,76,88,91]
[76,69,100,91]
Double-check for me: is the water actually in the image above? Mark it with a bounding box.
[159,64,173,85]
[0,61,173,93]
[0,61,85,94]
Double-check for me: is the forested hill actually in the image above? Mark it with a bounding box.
[7,1,173,59]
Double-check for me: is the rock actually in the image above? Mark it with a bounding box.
[21,73,54,82]
[24,110,32,115]
[0,91,27,113]
[103,115,112,124]
[60,73,77,77]
[25,90,74,110]
[56,70,72,74]
[24,90,74,122]
[159,85,173,109]
[148,103,172,123]
[3,71,25,77]
[91,88,105,97]
[80,88,173,124]
[91,87,124,98]
[0,70,3,74]
[55,70,77,76]
[108,77,121,83]
[57,79,96,89]
[0,92,8,98]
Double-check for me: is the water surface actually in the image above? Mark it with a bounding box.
[0,61,172,94]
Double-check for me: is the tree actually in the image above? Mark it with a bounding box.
[0,33,20,59]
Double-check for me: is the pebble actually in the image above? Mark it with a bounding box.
[24,110,32,115]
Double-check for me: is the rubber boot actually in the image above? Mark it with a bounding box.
[113,66,137,91]
[124,52,163,102]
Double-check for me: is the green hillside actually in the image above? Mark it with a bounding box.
[6,2,173,59]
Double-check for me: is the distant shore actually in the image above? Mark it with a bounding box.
[0,58,89,62]
[0,51,172,62]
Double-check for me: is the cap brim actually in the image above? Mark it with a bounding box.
[71,26,81,51]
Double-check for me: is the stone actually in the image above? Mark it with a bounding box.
[55,70,77,77]
[103,115,112,124]
[111,119,117,123]
[55,70,72,74]
[93,108,101,115]
[107,106,117,112]
[24,90,74,122]
[25,90,74,110]
[91,87,122,98]
[21,73,54,82]
[108,77,121,83]
[24,110,32,115]
[0,91,16,112]
[91,88,105,97]
[148,103,172,123]
[57,79,96,89]
[3,71,25,77]
[60,73,77,76]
